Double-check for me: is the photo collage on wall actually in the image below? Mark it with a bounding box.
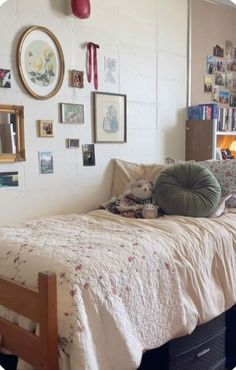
[204,41,236,107]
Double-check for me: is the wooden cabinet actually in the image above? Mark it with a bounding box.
[185,119,236,161]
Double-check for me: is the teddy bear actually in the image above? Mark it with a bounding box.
[116,178,159,218]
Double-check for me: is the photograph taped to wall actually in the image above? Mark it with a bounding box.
[204,75,213,92]
[225,40,233,59]
[0,68,11,88]
[225,72,232,89]
[0,171,18,187]
[219,90,229,105]
[213,57,225,73]
[82,144,95,166]
[38,120,54,137]
[213,44,224,58]
[38,151,53,174]
[61,103,84,124]
[104,56,117,84]
[227,60,236,72]
[215,72,225,86]
[230,93,236,107]
[94,92,127,143]
[212,85,219,102]
[206,56,214,74]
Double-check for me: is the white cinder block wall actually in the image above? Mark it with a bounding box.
[0,0,188,225]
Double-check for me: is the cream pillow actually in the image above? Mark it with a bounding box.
[111,158,166,196]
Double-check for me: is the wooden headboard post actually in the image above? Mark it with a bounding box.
[0,272,58,370]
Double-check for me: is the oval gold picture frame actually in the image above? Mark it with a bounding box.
[17,26,65,100]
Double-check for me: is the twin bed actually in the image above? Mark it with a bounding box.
[0,159,236,370]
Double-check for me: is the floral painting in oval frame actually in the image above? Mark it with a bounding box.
[17,26,65,100]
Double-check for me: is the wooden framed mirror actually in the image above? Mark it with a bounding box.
[0,105,25,162]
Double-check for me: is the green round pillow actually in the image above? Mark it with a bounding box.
[153,163,221,217]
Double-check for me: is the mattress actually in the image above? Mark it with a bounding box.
[0,209,236,370]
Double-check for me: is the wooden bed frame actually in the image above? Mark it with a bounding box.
[0,272,58,370]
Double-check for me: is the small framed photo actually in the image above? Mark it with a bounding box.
[67,138,80,148]
[60,103,84,124]
[82,144,95,166]
[94,92,127,143]
[38,120,54,137]
[38,151,54,174]
[71,70,84,88]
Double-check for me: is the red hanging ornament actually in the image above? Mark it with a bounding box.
[86,42,100,90]
[71,0,91,19]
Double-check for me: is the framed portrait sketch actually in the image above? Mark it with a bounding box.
[38,120,54,137]
[60,103,84,124]
[94,92,127,143]
[17,26,65,100]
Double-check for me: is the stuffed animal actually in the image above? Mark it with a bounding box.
[116,178,159,219]
[208,193,234,218]
[142,203,159,219]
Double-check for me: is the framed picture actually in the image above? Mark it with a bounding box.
[0,172,18,188]
[82,144,95,166]
[38,120,54,137]
[38,152,53,174]
[94,92,127,143]
[17,26,65,100]
[60,103,84,124]
[67,138,80,148]
[71,70,84,88]
[0,68,11,88]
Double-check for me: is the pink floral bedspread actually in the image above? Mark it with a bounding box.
[0,209,236,370]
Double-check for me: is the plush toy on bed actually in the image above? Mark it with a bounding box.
[117,178,160,219]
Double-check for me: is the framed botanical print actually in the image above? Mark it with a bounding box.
[17,26,65,100]
[60,103,84,124]
[93,92,127,143]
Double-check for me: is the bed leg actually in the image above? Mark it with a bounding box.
[38,272,58,370]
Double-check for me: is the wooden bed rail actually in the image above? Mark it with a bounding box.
[0,272,58,370]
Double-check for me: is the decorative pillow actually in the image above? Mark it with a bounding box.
[111,159,166,196]
[153,163,221,217]
[199,159,236,208]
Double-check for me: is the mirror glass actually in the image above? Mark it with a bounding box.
[0,105,25,162]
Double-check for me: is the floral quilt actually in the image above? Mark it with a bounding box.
[0,209,236,370]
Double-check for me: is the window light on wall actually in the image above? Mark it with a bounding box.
[0,0,7,6]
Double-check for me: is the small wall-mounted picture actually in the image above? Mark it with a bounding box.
[67,138,80,148]
[215,72,225,86]
[104,56,117,84]
[212,85,219,102]
[0,68,11,88]
[38,120,54,137]
[213,57,225,73]
[60,103,84,124]
[204,75,213,92]
[38,151,54,174]
[82,144,95,166]
[230,93,236,107]
[0,172,18,188]
[225,40,233,59]
[213,44,224,58]
[71,70,84,88]
[219,90,229,105]
[206,56,214,74]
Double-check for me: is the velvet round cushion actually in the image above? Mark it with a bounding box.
[153,163,221,217]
